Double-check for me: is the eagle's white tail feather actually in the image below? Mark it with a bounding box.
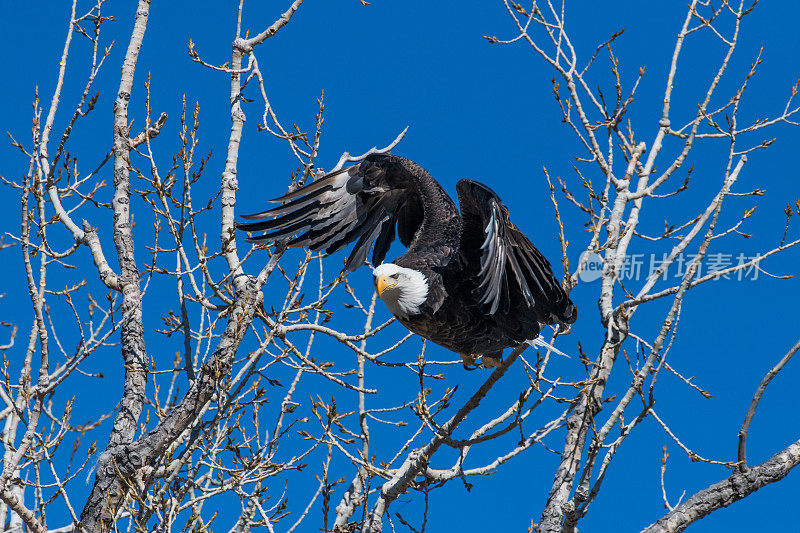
[526,336,570,358]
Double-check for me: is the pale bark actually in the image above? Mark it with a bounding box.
[80,0,153,527]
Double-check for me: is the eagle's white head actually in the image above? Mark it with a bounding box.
[373,263,428,318]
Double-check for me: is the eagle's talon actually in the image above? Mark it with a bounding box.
[481,356,503,369]
[460,353,478,369]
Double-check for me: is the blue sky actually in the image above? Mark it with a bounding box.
[1,1,799,531]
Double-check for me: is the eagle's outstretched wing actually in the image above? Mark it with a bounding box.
[456,179,576,327]
[236,154,426,271]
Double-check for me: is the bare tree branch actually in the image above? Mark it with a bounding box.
[737,337,800,469]
[642,438,800,533]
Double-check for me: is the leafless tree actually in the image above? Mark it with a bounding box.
[1,1,798,533]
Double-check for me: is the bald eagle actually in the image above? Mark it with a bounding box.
[237,154,576,367]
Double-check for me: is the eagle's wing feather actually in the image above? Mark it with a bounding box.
[236,154,426,271]
[456,179,577,327]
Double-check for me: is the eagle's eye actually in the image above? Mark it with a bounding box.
[390,273,400,279]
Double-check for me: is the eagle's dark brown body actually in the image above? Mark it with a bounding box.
[238,154,576,358]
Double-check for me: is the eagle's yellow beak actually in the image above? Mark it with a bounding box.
[376,275,397,297]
